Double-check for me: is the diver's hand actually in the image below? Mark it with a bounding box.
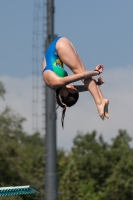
[95,64,104,73]
[66,84,75,89]
[97,76,105,85]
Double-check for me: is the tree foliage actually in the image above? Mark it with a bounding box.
[0,82,44,200]
[58,130,133,200]
[59,158,82,200]
[0,81,6,100]
[0,108,44,199]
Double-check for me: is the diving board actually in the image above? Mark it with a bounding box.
[0,185,40,196]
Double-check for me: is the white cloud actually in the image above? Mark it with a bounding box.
[0,76,32,133]
[0,66,133,150]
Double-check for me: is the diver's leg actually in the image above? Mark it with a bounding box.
[56,37,106,119]
[93,77,109,118]
[56,37,85,74]
[96,83,109,119]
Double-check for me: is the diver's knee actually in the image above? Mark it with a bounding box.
[56,37,70,49]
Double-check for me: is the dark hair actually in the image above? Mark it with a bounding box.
[55,88,79,128]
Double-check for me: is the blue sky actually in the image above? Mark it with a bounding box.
[0,1,133,77]
[55,1,133,70]
[0,1,133,149]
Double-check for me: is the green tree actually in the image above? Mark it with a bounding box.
[59,158,82,200]
[72,131,110,190]
[57,148,69,185]
[103,130,133,200]
[71,130,133,200]
[0,107,45,200]
[0,81,44,200]
[0,81,6,99]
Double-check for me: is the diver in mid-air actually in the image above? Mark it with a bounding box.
[42,36,109,127]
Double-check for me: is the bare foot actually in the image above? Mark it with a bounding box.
[97,100,106,120]
[97,77,105,86]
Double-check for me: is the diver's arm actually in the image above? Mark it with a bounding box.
[43,70,100,88]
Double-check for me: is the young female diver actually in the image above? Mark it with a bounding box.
[42,36,109,127]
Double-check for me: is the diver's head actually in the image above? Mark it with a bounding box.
[56,85,79,127]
